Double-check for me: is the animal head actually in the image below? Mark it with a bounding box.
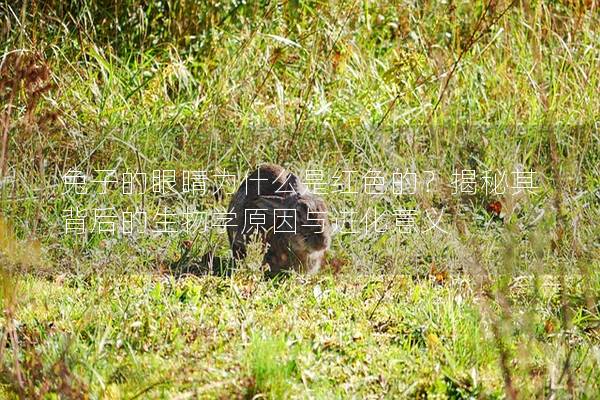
[289,194,331,251]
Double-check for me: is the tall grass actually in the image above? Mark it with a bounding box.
[0,0,599,397]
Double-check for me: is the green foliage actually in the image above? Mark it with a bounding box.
[246,333,300,399]
[0,0,599,398]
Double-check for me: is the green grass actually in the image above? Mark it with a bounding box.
[1,0,599,398]
[4,270,599,398]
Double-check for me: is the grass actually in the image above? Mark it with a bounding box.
[1,0,599,398]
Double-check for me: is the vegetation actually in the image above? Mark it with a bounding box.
[0,0,599,398]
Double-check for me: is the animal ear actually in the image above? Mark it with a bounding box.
[252,195,282,220]
[296,199,309,214]
[253,195,283,210]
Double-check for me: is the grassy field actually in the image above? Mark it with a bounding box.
[1,0,599,398]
